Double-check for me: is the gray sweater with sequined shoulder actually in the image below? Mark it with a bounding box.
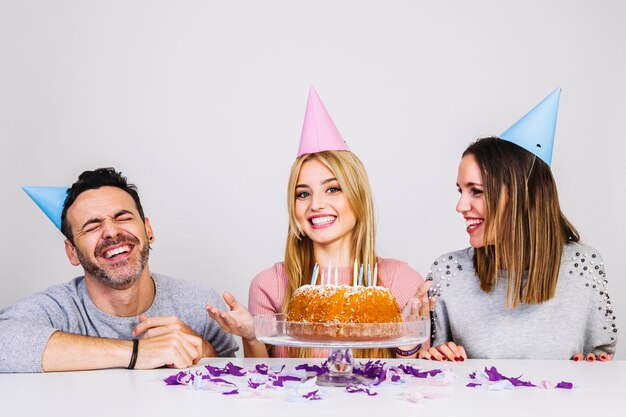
[428,242,617,359]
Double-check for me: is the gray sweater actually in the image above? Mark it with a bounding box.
[428,242,617,359]
[0,273,238,372]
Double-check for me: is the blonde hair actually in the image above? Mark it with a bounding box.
[281,150,394,358]
[465,137,579,307]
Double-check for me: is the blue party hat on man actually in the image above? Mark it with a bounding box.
[500,88,561,166]
[22,186,69,230]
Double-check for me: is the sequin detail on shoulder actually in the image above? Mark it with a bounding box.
[427,254,462,299]
[567,250,618,341]
[427,254,463,341]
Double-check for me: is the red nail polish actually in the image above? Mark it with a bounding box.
[459,357,465,362]
[586,354,595,362]
[573,356,580,362]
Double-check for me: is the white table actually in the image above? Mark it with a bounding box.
[1,358,623,416]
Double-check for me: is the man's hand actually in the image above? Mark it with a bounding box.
[132,331,204,369]
[133,314,217,362]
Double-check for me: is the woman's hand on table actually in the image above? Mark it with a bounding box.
[419,341,467,362]
[572,352,612,362]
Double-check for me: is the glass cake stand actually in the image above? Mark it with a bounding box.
[253,313,429,387]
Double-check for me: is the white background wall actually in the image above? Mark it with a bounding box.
[1,0,624,358]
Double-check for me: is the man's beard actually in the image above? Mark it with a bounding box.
[77,234,150,290]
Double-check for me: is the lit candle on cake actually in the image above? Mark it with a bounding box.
[353,259,358,286]
[327,261,331,286]
[373,262,378,286]
[358,264,364,286]
[311,263,319,286]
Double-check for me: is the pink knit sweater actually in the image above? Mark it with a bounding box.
[248,258,424,358]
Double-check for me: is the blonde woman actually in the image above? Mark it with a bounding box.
[422,90,617,361]
[207,88,432,358]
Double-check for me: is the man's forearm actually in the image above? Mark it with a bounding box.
[42,331,133,372]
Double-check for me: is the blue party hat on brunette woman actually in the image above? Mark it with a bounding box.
[22,186,68,230]
[500,88,561,166]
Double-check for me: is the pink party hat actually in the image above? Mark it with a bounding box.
[297,87,349,157]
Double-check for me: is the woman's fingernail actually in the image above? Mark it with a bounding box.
[454,357,460,362]
[573,356,580,362]
[599,354,607,361]
[586,354,595,362]
[459,357,465,362]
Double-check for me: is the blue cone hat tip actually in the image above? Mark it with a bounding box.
[500,88,561,166]
[22,186,69,231]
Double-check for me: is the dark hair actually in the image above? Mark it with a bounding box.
[61,168,145,243]
[463,137,579,307]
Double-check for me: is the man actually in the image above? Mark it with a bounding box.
[0,168,237,372]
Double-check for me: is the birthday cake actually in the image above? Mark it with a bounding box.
[286,285,402,340]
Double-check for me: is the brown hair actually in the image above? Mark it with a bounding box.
[464,137,579,307]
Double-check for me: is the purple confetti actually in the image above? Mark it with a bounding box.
[354,360,387,382]
[556,381,573,389]
[270,364,286,374]
[397,364,443,378]
[205,364,226,376]
[466,383,482,388]
[507,376,535,387]
[391,374,401,383]
[483,367,535,387]
[346,384,378,396]
[295,363,329,376]
[271,375,302,387]
[205,362,247,377]
[222,389,239,395]
[163,371,192,386]
[225,362,247,377]
[468,367,572,390]
[484,366,504,382]
[303,390,323,400]
[372,368,387,386]
[247,379,264,389]
[255,364,269,374]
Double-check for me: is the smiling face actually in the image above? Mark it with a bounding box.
[64,186,153,289]
[456,154,488,248]
[294,158,357,250]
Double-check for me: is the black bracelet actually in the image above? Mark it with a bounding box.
[396,344,422,357]
[127,339,139,370]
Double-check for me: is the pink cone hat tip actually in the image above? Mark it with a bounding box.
[297,87,349,157]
